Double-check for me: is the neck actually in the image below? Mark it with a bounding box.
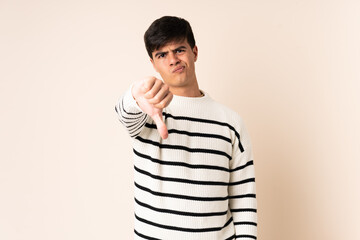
[171,88,203,97]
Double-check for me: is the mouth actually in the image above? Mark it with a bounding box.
[172,66,185,73]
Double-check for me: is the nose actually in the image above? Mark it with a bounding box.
[168,52,180,66]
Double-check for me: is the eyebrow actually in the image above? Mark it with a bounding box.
[154,46,187,58]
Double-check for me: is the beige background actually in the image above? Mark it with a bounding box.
[1,0,359,239]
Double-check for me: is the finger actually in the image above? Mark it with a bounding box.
[142,76,156,93]
[144,79,163,99]
[147,84,170,104]
[154,91,173,109]
[152,112,168,139]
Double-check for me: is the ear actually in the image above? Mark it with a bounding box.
[150,58,159,73]
[192,45,198,62]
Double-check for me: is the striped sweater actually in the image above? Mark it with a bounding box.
[115,85,258,239]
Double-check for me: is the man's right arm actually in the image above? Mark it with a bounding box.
[115,77,173,139]
[115,83,149,138]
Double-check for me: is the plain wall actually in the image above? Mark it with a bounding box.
[1,0,359,239]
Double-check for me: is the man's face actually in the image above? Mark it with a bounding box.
[150,39,198,90]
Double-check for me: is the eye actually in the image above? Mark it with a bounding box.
[176,49,184,53]
[158,53,166,59]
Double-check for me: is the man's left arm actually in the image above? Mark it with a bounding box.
[228,118,258,239]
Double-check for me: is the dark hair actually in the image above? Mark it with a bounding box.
[144,16,196,59]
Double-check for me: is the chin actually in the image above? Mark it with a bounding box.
[164,76,187,86]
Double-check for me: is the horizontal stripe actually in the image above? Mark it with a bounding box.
[228,194,256,199]
[163,112,244,152]
[225,235,236,240]
[121,97,143,115]
[135,213,233,233]
[134,182,228,201]
[234,221,257,226]
[134,148,229,171]
[119,114,144,121]
[230,208,257,213]
[129,115,148,136]
[135,136,232,160]
[145,123,232,143]
[124,114,147,129]
[235,234,257,239]
[229,178,255,186]
[134,148,253,173]
[135,165,254,186]
[231,160,254,172]
[119,114,144,123]
[135,197,227,217]
[135,165,228,186]
[134,229,161,240]
[119,99,146,122]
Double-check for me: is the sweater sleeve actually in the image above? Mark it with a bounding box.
[228,118,258,239]
[114,84,149,138]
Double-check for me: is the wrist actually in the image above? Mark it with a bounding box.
[131,83,142,107]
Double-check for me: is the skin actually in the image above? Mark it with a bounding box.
[132,39,201,139]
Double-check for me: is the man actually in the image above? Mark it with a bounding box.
[115,16,257,239]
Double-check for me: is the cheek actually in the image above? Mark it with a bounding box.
[160,67,169,75]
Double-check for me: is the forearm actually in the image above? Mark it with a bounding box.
[229,166,257,239]
[115,84,149,138]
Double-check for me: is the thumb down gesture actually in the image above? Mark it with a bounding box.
[131,76,173,139]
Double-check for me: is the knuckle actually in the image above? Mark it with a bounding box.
[146,76,156,80]
[143,76,152,84]
[153,95,161,102]
[147,92,155,98]
[144,76,155,85]
[158,102,165,108]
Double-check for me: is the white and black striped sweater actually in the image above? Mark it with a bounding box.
[115,85,257,240]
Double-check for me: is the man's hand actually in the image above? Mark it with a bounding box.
[131,76,173,139]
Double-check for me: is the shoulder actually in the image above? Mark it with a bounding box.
[209,100,253,153]
[210,99,245,128]
[211,98,252,139]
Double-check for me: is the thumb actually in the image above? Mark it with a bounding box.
[152,112,168,139]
